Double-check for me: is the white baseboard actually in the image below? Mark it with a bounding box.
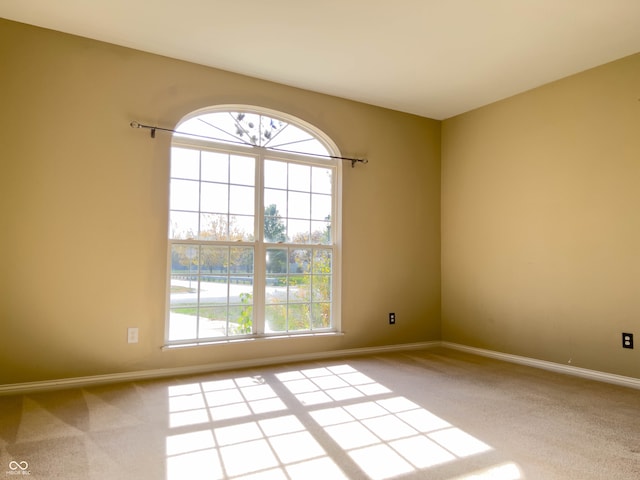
[2,340,638,395]
[442,342,640,390]
[0,341,440,395]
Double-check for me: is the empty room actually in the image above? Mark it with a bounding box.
[1,1,639,479]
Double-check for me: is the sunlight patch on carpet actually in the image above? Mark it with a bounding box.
[165,364,518,480]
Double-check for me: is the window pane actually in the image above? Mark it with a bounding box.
[200,213,228,240]
[288,219,310,243]
[171,148,200,180]
[265,305,287,332]
[177,116,245,146]
[230,215,254,241]
[264,217,287,243]
[289,275,311,302]
[229,185,254,215]
[169,259,200,342]
[230,155,255,186]
[259,116,286,146]
[291,249,312,273]
[169,275,198,301]
[169,309,198,340]
[282,138,330,156]
[266,249,288,274]
[264,160,288,189]
[230,247,254,274]
[311,194,331,221]
[171,245,199,274]
[266,124,329,157]
[170,211,198,239]
[312,276,331,302]
[198,309,228,338]
[288,192,310,219]
[311,221,332,244]
[201,182,228,213]
[201,151,228,183]
[313,249,332,274]
[289,248,311,274]
[230,276,253,307]
[266,277,287,304]
[175,118,220,142]
[200,280,228,306]
[264,189,287,218]
[200,246,229,274]
[311,303,331,329]
[230,279,253,305]
[265,123,312,149]
[288,164,311,192]
[288,304,310,331]
[170,179,199,211]
[311,167,332,194]
[228,304,253,335]
[230,112,261,145]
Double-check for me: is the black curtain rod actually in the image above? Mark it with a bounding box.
[130,121,368,168]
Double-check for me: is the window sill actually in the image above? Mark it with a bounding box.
[162,331,343,351]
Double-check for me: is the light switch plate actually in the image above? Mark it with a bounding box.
[128,327,139,344]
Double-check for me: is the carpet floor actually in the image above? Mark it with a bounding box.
[0,347,638,479]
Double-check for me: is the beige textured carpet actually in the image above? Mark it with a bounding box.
[0,348,638,479]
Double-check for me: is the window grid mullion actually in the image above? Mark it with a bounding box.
[224,245,230,336]
[226,153,231,240]
[285,246,290,332]
[310,261,315,332]
[253,152,266,335]
[196,153,203,338]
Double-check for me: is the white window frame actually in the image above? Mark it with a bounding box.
[165,105,342,346]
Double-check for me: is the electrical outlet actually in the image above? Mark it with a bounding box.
[389,312,396,325]
[128,327,139,344]
[622,332,633,349]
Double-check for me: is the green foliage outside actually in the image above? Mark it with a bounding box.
[235,292,253,334]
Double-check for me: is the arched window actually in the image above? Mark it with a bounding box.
[167,106,341,345]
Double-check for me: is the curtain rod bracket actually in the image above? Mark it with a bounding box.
[350,158,368,168]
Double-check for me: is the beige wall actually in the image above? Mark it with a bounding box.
[0,20,441,384]
[4,17,637,386]
[442,53,640,378]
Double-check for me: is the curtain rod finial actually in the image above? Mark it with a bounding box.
[130,121,140,128]
[351,158,368,168]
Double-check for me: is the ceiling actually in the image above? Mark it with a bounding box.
[2,1,640,120]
